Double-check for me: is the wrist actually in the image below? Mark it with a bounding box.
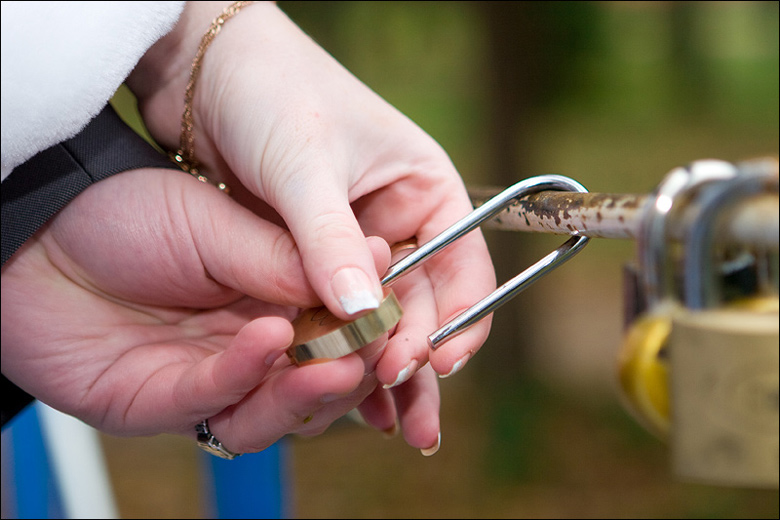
[127,1,275,154]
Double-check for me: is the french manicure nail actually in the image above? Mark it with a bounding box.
[331,267,380,316]
[382,359,418,389]
[438,352,472,379]
[420,432,441,457]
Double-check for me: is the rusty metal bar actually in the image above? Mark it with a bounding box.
[468,187,779,249]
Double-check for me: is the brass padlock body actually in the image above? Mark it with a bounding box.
[670,308,779,488]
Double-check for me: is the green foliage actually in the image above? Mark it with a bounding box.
[278,1,778,186]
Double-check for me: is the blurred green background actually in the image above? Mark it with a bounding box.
[100,1,778,518]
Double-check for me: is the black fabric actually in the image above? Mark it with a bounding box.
[2,105,178,265]
[0,374,37,428]
[1,104,180,428]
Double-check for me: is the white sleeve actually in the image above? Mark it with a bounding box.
[1,0,186,182]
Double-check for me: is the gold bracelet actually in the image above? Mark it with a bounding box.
[169,1,257,193]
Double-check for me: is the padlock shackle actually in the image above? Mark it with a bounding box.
[683,168,780,310]
[379,174,591,349]
[639,160,738,308]
[382,175,589,286]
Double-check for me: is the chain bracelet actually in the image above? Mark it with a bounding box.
[169,1,257,193]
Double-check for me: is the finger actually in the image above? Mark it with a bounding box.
[43,169,318,309]
[295,374,379,437]
[375,267,437,389]
[356,385,398,436]
[392,363,441,454]
[272,174,385,321]
[421,231,494,377]
[181,176,320,308]
[374,191,495,376]
[211,353,367,453]
[172,316,294,424]
[268,333,391,438]
[365,235,392,278]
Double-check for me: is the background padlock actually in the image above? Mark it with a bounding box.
[617,160,738,437]
[669,168,779,488]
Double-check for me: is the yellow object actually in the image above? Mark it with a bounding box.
[617,302,675,438]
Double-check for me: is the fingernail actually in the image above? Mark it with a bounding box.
[438,352,472,379]
[420,432,441,457]
[331,267,380,316]
[382,419,399,439]
[266,347,289,366]
[320,393,343,404]
[382,359,418,389]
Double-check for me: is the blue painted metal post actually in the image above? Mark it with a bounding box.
[2,404,291,519]
[0,405,63,519]
[200,439,291,519]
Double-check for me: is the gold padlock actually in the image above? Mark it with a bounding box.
[287,287,405,365]
[669,168,779,488]
[617,160,738,437]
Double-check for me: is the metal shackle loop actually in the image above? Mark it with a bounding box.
[638,160,738,309]
[380,174,592,349]
[683,164,780,310]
